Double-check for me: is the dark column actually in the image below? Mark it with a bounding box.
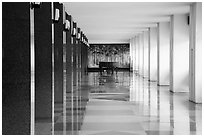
[2,2,30,135]
[53,2,64,134]
[81,43,84,75]
[54,2,63,104]
[66,14,72,94]
[73,22,77,86]
[77,28,82,79]
[72,22,79,133]
[86,46,89,73]
[76,30,81,130]
[34,2,52,134]
[84,42,89,74]
[81,42,88,75]
[65,13,73,133]
[80,34,84,76]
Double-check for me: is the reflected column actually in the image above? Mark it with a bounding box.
[188,103,202,134]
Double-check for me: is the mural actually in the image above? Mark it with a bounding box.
[88,44,130,68]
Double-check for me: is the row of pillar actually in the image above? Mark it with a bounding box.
[2,2,89,135]
[129,3,202,104]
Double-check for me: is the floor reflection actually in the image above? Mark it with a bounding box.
[52,71,202,135]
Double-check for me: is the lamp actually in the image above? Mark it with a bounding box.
[80,31,83,42]
[64,20,70,31]
[53,8,60,23]
[78,32,81,39]
[30,2,42,9]
[72,22,77,36]
[81,33,83,41]
[81,32,84,42]
[72,28,76,36]
[77,28,81,40]
[83,37,86,43]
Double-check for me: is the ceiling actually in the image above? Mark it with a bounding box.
[64,2,192,44]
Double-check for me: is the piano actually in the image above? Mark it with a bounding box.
[99,62,118,74]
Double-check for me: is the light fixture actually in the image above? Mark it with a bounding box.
[30,2,42,9]
[53,8,60,23]
[83,37,85,43]
[81,32,84,42]
[64,20,70,31]
[77,28,81,40]
[72,22,77,36]
[78,32,81,39]
[55,9,60,21]
[72,27,76,36]
[81,33,84,42]
[84,36,86,44]
[84,37,89,47]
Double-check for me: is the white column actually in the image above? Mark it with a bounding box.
[143,31,149,78]
[170,14,189,92]
[149,27,158,81]
[129,38,133,71]
[189,3,202,103]
[139,33,144,76]
[133,37,137,72]
[148,28,151,80]
[135,36,139,72]
[157,22,170,85]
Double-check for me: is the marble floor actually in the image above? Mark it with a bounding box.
[37,71,202,135]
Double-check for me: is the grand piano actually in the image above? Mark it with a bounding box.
[99,62,118,74]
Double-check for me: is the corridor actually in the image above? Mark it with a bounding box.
[46,72,201,135]
[2,2,202,135]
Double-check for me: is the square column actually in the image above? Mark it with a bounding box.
[81,42,88,75]
[132,37,137,72]
[138,33,144,76]
[129,38,134,71]
[54,2,64,104]
[143,31,149,78]
[170,14,189,92]
[157,22,170,86]
[135,36,140,72]
[34,2,52,134]
[189,3,202,103]
[53,3,64,134]
[66,13,72,94]
[149,27,158,81]
[72,22,77,86]
[2,2,31,134]
[132,38,136,71]
[65,13,74,133]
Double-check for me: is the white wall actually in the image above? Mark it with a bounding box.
[170,14,189,92]
[189,3,202,103]
[143,31,149,78]
[149,27,158,81]
[157,22,170,85]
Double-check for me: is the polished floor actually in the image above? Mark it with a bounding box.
[36,71,202,135]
